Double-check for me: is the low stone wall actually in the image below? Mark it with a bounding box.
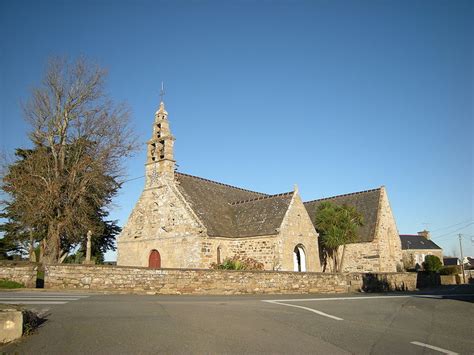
[440,275,459,285]
[0,262,38,288]
[416,271,441,288]
[346,272,417,292]
[45,265,417,294]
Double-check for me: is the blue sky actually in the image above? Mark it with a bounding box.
[1,0,472,260]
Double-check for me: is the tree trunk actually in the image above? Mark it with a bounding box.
[59,251,68,263]
[339,244,347,273]
[39,239,45,263]
[43,221,60,264]
[28,230,36,262]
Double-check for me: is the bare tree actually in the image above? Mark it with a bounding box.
[1,57,137,263]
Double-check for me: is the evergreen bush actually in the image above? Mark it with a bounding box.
[422,255,443,272]
[439,265,461,275]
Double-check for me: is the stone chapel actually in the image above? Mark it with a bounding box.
[117,100,403,272]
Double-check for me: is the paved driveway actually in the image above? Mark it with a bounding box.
[1,287,473,354]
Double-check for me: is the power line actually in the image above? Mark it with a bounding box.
[430,219,474,233]
[119,175,145,185]
[434,234,463,241]
[432,222,474,240]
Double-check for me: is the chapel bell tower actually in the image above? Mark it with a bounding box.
[146,84,175,184]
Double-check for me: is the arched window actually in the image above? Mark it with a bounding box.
[293,244,306,272]
[149,249,161,268]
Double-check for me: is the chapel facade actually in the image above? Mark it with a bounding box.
[117,100,403,272]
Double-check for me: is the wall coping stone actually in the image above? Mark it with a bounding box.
[45,263,412,276]
[0,261,40,267]
[44,264,416,295]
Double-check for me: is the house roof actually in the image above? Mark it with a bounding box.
[303,188,382,242]
[175,172,291,237]
[443,257,460,266]
[400,235,442,250]
[175,172,385,242]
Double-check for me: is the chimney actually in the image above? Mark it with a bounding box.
[417,230,430,239]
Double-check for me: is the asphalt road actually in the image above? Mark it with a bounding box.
[1,286,473,354]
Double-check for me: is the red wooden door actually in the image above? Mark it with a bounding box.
[149,250,161,268]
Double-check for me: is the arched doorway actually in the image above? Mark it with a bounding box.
[148,249,161,268]
[293,245,306,272]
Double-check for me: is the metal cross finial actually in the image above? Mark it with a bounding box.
[160,81,165,103]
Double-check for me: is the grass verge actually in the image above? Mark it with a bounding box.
[0,279,25,289]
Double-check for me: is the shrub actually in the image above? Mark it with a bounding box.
[210,255,264,271]
[0,279,25,289]
[439,265,461,275]
[422,255,443,272]
[220,257,245,270]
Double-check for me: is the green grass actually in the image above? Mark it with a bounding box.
[0,279,25,289]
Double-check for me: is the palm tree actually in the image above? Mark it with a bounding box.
[315,202,364,273]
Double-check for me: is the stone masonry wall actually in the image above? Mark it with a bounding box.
[196,193,321,272]
[199,236,277,270]
[277,193,321,272]
[341,187,403,273]
[117,176,205,268]
[346,272,416,292]
[341,242,381,272]
[373,187,403,272]
[229,237,277,269]
[0,262,38,288]
[44,264,417,294]
[402,249,443,269]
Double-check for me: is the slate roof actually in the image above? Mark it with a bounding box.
[400,235,442,250]
[230,192,294,237]
[175,172,384,242]
[303,188,382,243]
[175,172,292,237]
[443,257,460,266]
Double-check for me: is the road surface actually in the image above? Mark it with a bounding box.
[1,287,473,354]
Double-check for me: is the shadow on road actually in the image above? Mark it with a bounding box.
[23,309,49,335]
[414,284,474,304]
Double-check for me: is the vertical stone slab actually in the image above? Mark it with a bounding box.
[0,309,23,344]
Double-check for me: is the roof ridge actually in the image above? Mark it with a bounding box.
[229,191,294,206]
[303,187,382,204]
[176,172,268,196]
